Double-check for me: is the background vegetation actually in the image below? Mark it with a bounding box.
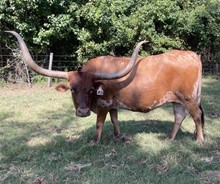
[1,0,220,72]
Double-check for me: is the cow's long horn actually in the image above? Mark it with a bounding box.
[94,40,146,80]
[6,31,68,79]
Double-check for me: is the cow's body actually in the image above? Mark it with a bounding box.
[84,51,201,113]
[78,52,204,143]
[8,31,204,145]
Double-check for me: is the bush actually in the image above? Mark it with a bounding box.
[1,0,220,73]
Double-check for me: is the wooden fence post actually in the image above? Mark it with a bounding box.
[24,62,32,88]
[47,53,53,87]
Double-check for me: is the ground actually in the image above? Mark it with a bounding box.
[0,77,220,184]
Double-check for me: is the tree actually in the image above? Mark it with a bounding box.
[1,0,220,73]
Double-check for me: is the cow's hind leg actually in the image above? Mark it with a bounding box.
[187,101,204,144]
[175,92,204,143]
[109,109,121,137]
[168,103,187,141]
[92,109,108,145]
[109,109,131,142]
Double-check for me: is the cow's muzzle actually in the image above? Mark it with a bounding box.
[76,107,91,117]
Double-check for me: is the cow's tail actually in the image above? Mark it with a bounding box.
[199,103,205,129]
[197,57,205,128]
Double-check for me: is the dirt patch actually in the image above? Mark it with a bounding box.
[200,170,220,183]
[209,111,220,118]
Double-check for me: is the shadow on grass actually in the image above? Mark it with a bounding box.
[1,112,220,183]
[1,78,220,183]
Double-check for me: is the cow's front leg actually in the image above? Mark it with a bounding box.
[92,109,108,145]
[109,109,131,142]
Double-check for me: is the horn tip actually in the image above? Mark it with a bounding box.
[5,30,17,35]
[141,40,148,44]
[5,30,13,33]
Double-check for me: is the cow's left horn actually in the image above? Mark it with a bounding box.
[6,31,69,80]
[94,40,146,80]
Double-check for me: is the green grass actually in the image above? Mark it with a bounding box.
[0,77,220,184]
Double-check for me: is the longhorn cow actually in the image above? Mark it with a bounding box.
[7,31,204,144]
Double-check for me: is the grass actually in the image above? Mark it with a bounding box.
[0,77,220,184]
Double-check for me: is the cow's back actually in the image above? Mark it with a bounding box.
[85,50,202,111]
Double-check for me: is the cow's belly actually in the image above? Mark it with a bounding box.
[112,91,179,112]
[112,98,152,112]
[90,91,180,113]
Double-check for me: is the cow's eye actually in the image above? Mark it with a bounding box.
[70,88,75,93]
[89,89,94,94]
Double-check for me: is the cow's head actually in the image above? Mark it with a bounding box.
[6,31,146,117]
[55,71,105,117]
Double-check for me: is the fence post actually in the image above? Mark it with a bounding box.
[24,62,32,88]
[47,52,53,87]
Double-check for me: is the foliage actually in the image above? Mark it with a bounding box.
[1,0,220,67]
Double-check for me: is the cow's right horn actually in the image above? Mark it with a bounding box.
[94,40,147,80]
[6,31,69,80]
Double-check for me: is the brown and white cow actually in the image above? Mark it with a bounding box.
[7,31,204,144]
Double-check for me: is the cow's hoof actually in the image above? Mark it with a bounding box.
[113,134,132,143]
[166,136,175,141]
[196,138,204,145]
[90,140,99,146]
[194,131,204,144]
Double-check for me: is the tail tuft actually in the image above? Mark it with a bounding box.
[199,103,205,128]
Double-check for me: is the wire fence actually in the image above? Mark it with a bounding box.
[0,53,219,85]
[0,54,80,84]
[0,54,79,68]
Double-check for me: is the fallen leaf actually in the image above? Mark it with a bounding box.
[64,162,91,172]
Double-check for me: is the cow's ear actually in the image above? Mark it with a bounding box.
[55,83,70,92]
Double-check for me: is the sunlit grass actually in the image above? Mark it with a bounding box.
[0,78,220,183]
